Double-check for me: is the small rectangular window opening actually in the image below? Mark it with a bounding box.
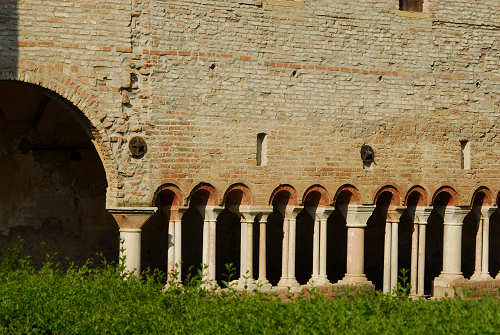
[399,0,423,12]
[460,140,471,170]
[256,133,268,166]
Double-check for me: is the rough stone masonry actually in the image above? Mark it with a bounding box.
[0,0,499,297]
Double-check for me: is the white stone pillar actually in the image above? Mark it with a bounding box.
[434,207,467,297]
[174,220,182,280]
[167,219,176,280]
[383,220,392,293]
[390,220,399,293]
[410,223,418,296]
[108,207,158,278]
[310,215,320,284]
[278,217,289,286]
[240,218,247,280]
[417,223,426,296]
[471,214,483,280]
[257,213,272,289]
[414,207,431,296]
[278,206,301,287]
[338,205,374,286]
[120,228,142,277]
[288,216,298,284]
[203,206,222,286]
[475,207,494,280]
[319,215,329,283]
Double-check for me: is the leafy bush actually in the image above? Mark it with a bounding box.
[1,243,500,334]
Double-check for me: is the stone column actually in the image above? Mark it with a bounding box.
[278,206,302,288]
[413,207,431,296]
[433,206,467,297]
[164,208,185,283]
[203,206,222,287]
[382,220,392,293]
[338,205,374,286]
[108,207,158,278]
[383,209,403,294]
[471,207,494,281]
[257,213,272,289]
[308,208,332,286]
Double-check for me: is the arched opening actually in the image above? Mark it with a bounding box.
[267,186,297,286]
[399,191,421,288]
[365,191,392,290]
[216,189,243,286]
[181,187,209,283]
[425,191,451,295]
[327,190,351,283]
[461,193,485,279]
[490,194,500,278]
[295,191,321,285]
[0,80,116,267]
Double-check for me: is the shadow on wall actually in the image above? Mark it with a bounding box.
[0,81,118,267]
[0,1,17,75]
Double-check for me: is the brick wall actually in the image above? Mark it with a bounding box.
[1,0,499,207]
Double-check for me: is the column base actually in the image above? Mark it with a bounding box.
[200,280,219,291]
[229,278,258,290]
[277,277,300,288]
[337,274,373,286]
[470,272,493,281]
[433,272,465,298]
[307,276,331,287]
[255,279,273,291]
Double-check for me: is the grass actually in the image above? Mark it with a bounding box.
[1,242,500,334]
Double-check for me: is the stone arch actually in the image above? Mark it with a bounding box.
[404,185,429,207]
[432,186,458,206]
[302,184,332,207]
[470,186,494,207]
[0,66,118,202]
[188,183,219,207]
[269,184,299,206]
[333,184,361,205]
[223,183,253,207]
[374,185,402,208]
[153,184,184,208]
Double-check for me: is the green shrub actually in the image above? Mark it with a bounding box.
[1,244,500,334]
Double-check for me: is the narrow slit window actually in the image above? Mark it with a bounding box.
[256,133,268,166]
[399,0,423,12]
[460,140,471,170]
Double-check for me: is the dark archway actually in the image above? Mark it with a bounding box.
[490,201,500,278]
[266,191,289,286]
[0,81,116,267]
[461,193,485,279]
[425,192,450,295]
[327,191,349,284]
[295,191,321,285]
[216,189,242,286]
[365,192,392,290]
[181,189,207,282]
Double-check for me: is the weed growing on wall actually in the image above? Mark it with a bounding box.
[1,242,500,334]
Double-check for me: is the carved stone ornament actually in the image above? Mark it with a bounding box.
[129,136,147,158]
[360,144,374,165]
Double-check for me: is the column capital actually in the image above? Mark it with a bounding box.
[481,206,497,218]
[387,207,405,223]
[443,206,469,225]
[313,206,335,220]
[107,207,158,229]
[239,205,273,223]
[346,205,375,227]
[285,205,304,219]
[414,206,433,224]
[204,205,224,221]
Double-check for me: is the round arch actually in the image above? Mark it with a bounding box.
[470,186,494,207]
[0,66,118,198]
[223,183,253,206]
[187,183,219,206]
[432,186,458,206]
[373,185,401,207]
[302,184,331,206]
[333,184,361,205]
[404,185,429,207]
[269,184,299,206]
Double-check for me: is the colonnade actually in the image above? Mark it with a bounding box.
[108,203,500,297]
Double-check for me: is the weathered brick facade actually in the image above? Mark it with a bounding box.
[0,0,499,296]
